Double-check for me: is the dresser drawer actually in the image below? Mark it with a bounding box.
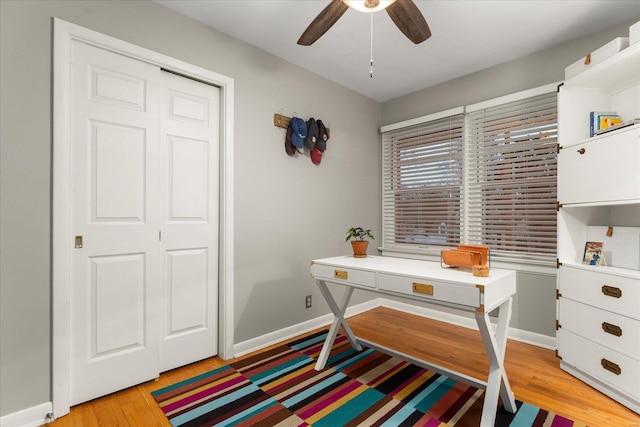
[558,328,640,399]
[559,266,640,317]
[559,298,640,357]
[311,263,376,288]
[378,273,480,307]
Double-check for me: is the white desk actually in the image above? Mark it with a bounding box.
[310,255,517,427]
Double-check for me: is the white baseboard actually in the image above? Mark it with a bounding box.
[0,402,52,427]
[233,297,556,358]
[233,298,383,357]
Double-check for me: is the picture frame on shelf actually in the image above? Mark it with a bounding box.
[582,241,604,266]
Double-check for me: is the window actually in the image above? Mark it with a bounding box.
[467,91,557,262]
[381,109,464,252]
[381,86,558,265]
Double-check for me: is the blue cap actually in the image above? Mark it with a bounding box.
[290,117,307,148]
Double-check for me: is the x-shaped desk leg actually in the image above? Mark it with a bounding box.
[315,280,362,370]
[475,297,517,427]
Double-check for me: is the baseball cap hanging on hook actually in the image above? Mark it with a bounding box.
[311,120,330,165]
[304,118,319,150]
[289,117,307,153]
[284,122,295,156]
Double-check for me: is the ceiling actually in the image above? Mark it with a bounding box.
[155,1,640,102]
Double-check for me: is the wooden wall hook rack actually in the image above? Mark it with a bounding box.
[274,113,291,129]
[274,113,330,138]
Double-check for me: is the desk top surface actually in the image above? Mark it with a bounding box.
[312,255,515,285]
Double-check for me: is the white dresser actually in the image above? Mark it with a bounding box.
[556,43,640,413]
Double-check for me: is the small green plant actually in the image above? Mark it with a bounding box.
[345,227,375,242]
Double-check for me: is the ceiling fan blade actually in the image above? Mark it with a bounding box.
[386,0,431,44]
[297,0,349,46]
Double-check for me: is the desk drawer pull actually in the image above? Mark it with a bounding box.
[600,358,621,375]
[334,270,348,279]
[601,285,622,298]
[602,322,622,337]
[412,283,434,296]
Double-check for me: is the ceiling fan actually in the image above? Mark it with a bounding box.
[297,0,431,46]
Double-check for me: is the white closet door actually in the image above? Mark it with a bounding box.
[159,71,220,371]
[69,41,221,406]
[69,41,162,405]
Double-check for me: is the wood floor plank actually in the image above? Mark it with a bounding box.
[49,307,640,426]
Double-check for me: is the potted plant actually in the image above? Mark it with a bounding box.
[346,227,375,258]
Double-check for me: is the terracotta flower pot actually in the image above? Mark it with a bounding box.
[351,241,369,258]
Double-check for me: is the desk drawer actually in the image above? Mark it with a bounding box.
[378,273,480,307]
[559,267,640,317]
[311,263,376,288]
[559,298,640,357]
[559,328,640,399]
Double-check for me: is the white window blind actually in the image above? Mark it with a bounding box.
[466,91,557,261]
[382,113,465,252]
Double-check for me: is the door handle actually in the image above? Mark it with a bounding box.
[577,148,586,154]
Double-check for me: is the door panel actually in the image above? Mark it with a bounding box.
[91,121,146,221]
[89,65,147,110]
[168,89,211,124]
[70,41,162,405]
[166,248,209,333]
[159,71,219,371]
[91,253,146,356]
[168,135,209,220]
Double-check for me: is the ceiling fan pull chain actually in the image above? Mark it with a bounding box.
[370,11,374,78]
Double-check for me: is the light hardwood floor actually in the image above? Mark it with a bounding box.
[49,307,640,426]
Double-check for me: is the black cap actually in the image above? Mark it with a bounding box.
[304,118,319,150]
[316,120,329,151]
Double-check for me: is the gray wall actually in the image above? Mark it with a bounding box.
[0,0,380,417]
[380,20,638,339]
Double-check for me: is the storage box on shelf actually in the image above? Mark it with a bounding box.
[631,21,640,46]
[565,37,629,80]
[557,41,640,414]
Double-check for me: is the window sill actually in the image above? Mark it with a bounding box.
[379,246,557,276]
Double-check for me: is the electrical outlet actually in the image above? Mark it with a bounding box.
[305,294,312,308]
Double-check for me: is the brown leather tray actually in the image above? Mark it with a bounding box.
[457,244,490,266]
[441,249,481,268]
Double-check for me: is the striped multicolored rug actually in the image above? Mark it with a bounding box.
[152,330,584,427]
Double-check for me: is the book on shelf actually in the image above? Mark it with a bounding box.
[582,241,604,266]
[589,111,621,137]
[594,118,640,135]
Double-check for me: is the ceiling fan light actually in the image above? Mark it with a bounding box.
[344,0,397,13]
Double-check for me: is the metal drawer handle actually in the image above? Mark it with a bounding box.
[577,148,586,154]
[412,283,434,296]
[334,270,348,279]
[601,358,621,375]
[601,285,622,298]
[602,322,622,337]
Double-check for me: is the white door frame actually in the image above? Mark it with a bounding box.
[52,18,234,418]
